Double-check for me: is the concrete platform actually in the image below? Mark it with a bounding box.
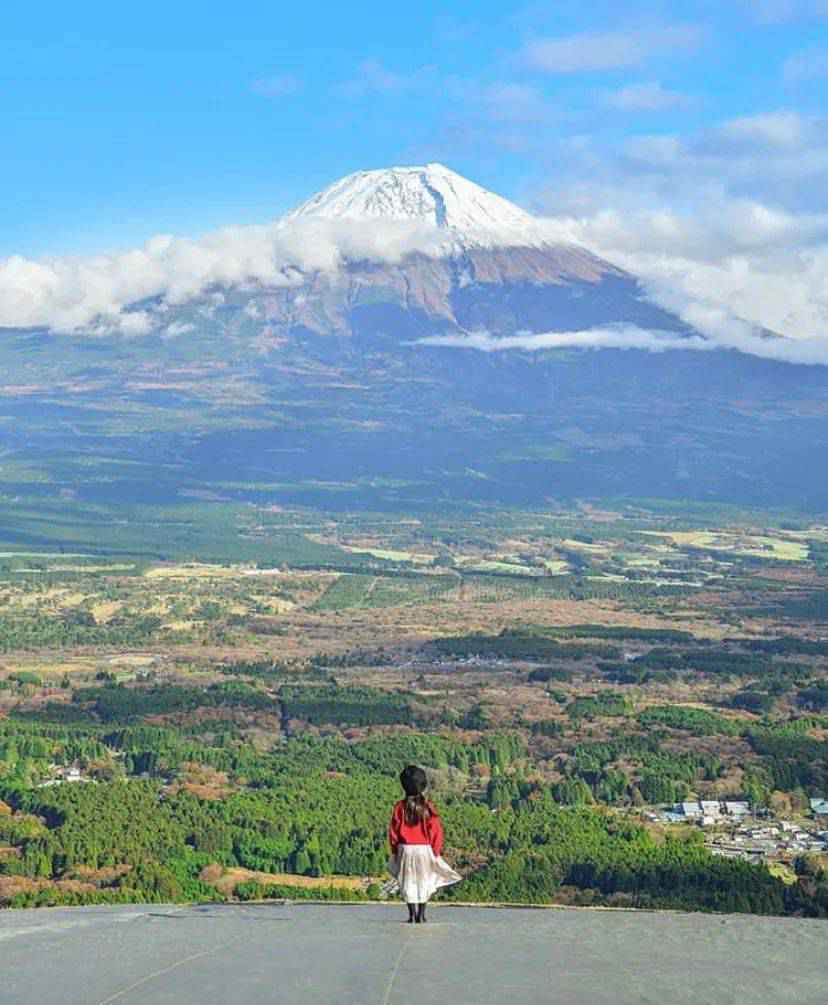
[1,902,824,1004]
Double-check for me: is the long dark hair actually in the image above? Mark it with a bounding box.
[400,764,431,826]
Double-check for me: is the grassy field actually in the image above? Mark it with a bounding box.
[646,530,809,562]
[0,501,826,691]
[207,867,368,897]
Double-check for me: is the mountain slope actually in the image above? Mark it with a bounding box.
[251,163,675,340]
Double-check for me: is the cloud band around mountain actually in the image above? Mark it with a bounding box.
[416,324,828,366]
[0,182,826,366]
[417,326,711,353]
[0,219,449,335]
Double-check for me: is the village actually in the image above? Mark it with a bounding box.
[654,798,828,866]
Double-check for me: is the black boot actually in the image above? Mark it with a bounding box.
[416,903,427,924]
[407,903,416,924]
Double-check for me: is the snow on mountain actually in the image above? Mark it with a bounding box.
[257,163,630,337]
[286,163,552,249]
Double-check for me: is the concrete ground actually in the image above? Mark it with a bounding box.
[0,902,825,1004]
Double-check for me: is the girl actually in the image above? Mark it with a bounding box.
[388,764,461,923]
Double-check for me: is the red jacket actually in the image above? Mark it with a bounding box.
[388,799,444,856]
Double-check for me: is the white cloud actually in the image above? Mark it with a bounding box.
[523,24,703,74]
[0,219,449,334]
[534,199,828,344]
[163,321,196,337]
[606,82,693,112]
[713,111,804,149]
[545,110,828,217]
[420,323,828,366]
[418,325,711,353]
[529,108,828,362]
[110,311,152,337]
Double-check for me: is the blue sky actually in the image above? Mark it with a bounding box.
[3,0,826,256]
[1,0,826,358]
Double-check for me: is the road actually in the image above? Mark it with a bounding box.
[1,902,824,1004]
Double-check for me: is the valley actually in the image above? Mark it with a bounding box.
[1,502,827,915]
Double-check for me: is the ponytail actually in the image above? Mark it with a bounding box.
[404,793,431,827]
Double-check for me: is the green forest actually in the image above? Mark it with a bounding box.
[1,711,827,917]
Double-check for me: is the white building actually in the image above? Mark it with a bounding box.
[724,801,750,817]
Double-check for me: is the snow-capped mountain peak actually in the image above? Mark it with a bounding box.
[286,163,545,246]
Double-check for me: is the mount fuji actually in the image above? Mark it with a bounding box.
[1,164,827,511]
[251,163,688,342]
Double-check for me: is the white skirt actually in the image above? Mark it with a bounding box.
[388,844,462,903]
